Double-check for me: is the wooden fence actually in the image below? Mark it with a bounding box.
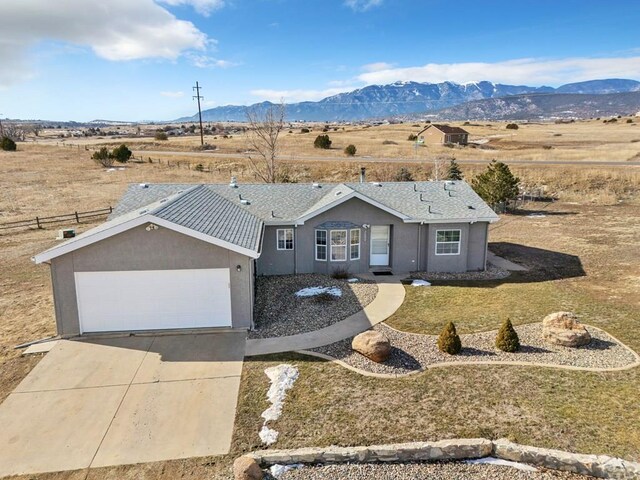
[0,207,113,231]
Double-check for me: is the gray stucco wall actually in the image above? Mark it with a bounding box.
[50,223,253,336]
[467,222,488,271]
[425,222,489,273]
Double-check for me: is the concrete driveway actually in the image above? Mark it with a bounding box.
[0,331,246,477]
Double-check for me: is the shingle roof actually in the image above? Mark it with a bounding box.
[420,124,469,135]
[112,180,498,224]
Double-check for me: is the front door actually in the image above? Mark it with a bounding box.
[370,225,390,266]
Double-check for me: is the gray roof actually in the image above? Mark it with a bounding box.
[112,180,498,225]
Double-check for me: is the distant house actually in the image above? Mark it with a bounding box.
[417,124,469,145]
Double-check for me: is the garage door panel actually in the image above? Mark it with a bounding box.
[75,269,232,333]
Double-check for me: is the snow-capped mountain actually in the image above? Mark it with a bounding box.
[176,79,640,122]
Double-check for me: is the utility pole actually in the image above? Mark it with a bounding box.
[192,81,204,146]
[0,113,4,138]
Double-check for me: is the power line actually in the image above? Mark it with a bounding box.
[192,81,204,146]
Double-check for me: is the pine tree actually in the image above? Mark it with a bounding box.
[446,159,463,181]
[495,318,520,352]
[394,166,414,182]
[1,136,17,151]
[471,160,520,209]
[344,144,357,156]
[437,321,462,355]
[314,134,332,149]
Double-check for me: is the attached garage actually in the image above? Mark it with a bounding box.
[75,269,232,333]
[34,185,263,337]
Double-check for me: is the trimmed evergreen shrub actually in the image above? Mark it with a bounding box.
[437,321,462,355]
[112,144,132,163]
[1,136,17,151]
[495,318,520,352]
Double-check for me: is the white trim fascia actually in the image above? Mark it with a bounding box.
[34,214,260,263]
[403,217,499,224]
[296,191,409,224]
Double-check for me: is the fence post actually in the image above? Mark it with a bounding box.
[75,211,80,223]
[36,217,41,229]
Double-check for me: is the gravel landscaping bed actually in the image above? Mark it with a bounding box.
[310,323,638,375]
[410,265,510,282]
[273,461,594,479]
[250,274,378,339]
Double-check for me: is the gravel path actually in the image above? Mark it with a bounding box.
[273,461,594,479]
[311,322,638,375]
[250,274,378,339]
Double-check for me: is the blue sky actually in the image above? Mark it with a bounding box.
[1,0,639,121]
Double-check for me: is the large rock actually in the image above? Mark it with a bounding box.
[233,456,263,480]
[542,312,591,347]
[352,330,391,363]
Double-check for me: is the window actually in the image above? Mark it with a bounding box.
[330,230,347,261]
[277,228,294,251]
[435,229,461,255]
[315,230,327,261]
[350,229,360,260]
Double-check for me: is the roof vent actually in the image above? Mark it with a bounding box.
[229,176,238,188]
[312,182,321,188]
[139,209,148,215]
[240,199,250,205]
[370,181,382,187]
[468,205,475,210]
[139,183,149,188]
[335,190,343,196]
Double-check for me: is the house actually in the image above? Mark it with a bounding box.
[33,175,498,337]
[417,124,469,145]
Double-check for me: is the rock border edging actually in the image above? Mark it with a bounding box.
[245,438,640,479]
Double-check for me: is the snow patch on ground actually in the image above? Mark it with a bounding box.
[527,213,547,218]
[411,279,431,287]
[270,464,303,477]
[295,286,342,297]
[347,278,359,283]
[466,457,538,472]
[259,364,299,445]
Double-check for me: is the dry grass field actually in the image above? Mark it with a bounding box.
[36,117,640,163]
[0,138,639,479]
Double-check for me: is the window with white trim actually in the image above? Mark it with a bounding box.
[330,230,347,261]
[435,229,461,255]
[350,228,360,260]
[276,228,294,250]
[315,230,327,261]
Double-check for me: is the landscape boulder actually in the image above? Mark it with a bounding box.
[233,456,263,480]
[352,330,391,363]
[542,312,591,347]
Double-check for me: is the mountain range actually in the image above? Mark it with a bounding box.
[177,79,640,122]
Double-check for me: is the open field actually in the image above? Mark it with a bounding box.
[1,142,639,478]
[34,117,640,164]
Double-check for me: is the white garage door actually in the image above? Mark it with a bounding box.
[75,269,232,333]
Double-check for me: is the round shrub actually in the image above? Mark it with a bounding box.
[344,144,357,156]
[155,130,168,140]
[437,321,461,355]
[407,134,417,141]
[314,134,332,149]
[506,123,519,130]
[1,136,17,151]
[112,144,132,163]
[495,318,520,352]
[300,128,310,133]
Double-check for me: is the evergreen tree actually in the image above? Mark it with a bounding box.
[437,321,462,355]
[112,144,132,163]
[471,160,520,209]
[314,134,332,149]
[446,159,463,181]
[344,144,357,156]
[495,318,520,352]
[394,166,414,182]
[1,136,17,151]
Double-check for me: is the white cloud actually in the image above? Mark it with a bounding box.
[361,62,395,72]
[357,56,640,86]
[158,0,224,16]
[250,87,354,103]
[187,54,239,68]
[344,0,383,11]
[0,0,211,87]
[160,91,185,98]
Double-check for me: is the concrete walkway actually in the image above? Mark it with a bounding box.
[487,251,528,272]
[245,274,406,356]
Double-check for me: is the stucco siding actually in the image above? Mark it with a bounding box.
[51,223,253,336]
[426,223,470,273]
[256,226,296,275]
[467,222,488,271]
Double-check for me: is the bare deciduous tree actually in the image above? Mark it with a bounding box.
[2,123,27,142]
[245,102,285,183]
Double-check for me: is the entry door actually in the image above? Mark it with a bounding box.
[75,269,232,333]
[370,225,390,266]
